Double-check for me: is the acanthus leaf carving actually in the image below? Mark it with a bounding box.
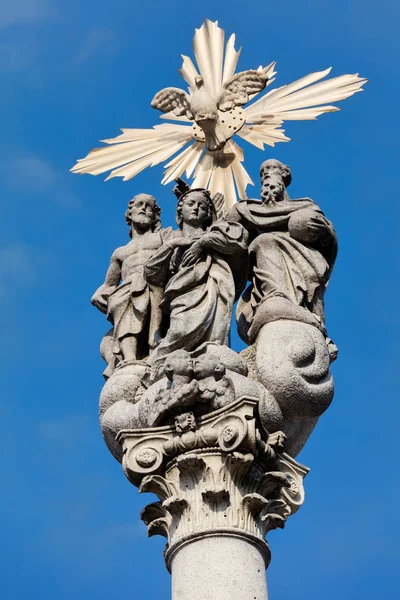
[260,498,292,533]
[120,400,308,565]
[147,518,171,539]
[139,474,176,501]
[258,471,290,498]
[202,488,230,513]
[241,493,270,533]
[140,501,171,539]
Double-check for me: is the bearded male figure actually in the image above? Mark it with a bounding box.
[227,159,337,354]
[91,193,173,374]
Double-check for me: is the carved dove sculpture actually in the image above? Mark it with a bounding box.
[151,67,272,151]
[71,20,367,208]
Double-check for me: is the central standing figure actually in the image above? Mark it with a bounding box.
[144,186,248,366]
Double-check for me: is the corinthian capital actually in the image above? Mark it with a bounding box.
[117,398,309,571]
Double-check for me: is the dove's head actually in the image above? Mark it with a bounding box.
[191,75,219,124]
[260,159,291,204]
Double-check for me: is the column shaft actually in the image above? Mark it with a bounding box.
[171,534,268,600]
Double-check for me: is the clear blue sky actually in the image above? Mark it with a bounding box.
[1,1,398,598]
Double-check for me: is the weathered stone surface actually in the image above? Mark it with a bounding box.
[227,158,337,355]
[171,535,268,600]
[280,415,320,458]
[95,165,338,471]
[99,341,288,464]
[90,161,338,600]
[91,194,173,375]
[101,400,140,462]
[117,398,308,595]
[74,18,368,600]
[99,362,147,417]
[256,320,334,419]
[144,187,248,366]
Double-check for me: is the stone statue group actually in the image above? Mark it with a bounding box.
[92,159,338,462]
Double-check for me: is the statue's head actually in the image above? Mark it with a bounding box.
[125,193,161,236]
[193,353,226,381]
[164,350,193,380]
[176,189,214,230]
[260,159,292,204]
[174,412,196,434]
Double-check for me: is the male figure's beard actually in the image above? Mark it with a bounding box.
[133,216,153,227]
[261,190,277,204]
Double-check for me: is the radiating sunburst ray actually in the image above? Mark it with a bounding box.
[71,20,367,206]
[162,141,204,184]
[72,123,194,181]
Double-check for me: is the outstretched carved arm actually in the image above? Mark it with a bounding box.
[144,238,192,287]
[91,251,121,314]
[181,222,248,267]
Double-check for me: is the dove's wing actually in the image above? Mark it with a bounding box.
[151,88,193,119]
[218,68,270,111]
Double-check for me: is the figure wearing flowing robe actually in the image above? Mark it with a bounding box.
[144,189,248,365]
[226,160,337,346]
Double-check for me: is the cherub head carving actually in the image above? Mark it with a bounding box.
[174,412,196,434]
[193,354,226,381]
[163,350,194,382]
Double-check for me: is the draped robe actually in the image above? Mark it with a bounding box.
[144,220,248,363]
[227,198,337,341]
[105,228,174,362]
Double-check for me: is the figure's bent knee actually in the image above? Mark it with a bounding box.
[249,233,279,254]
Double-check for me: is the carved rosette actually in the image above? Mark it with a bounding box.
[117,398,309,570]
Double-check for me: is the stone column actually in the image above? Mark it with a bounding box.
[170,534,268,600]
[117,398,308,600]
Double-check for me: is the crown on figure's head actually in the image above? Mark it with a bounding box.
[172,177,212,203]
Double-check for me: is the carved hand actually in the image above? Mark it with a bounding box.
[289,210,330,244]
[181,240,205,267]
[91,285,114,314]
[168,238,194,249]
[304,213,329,241]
